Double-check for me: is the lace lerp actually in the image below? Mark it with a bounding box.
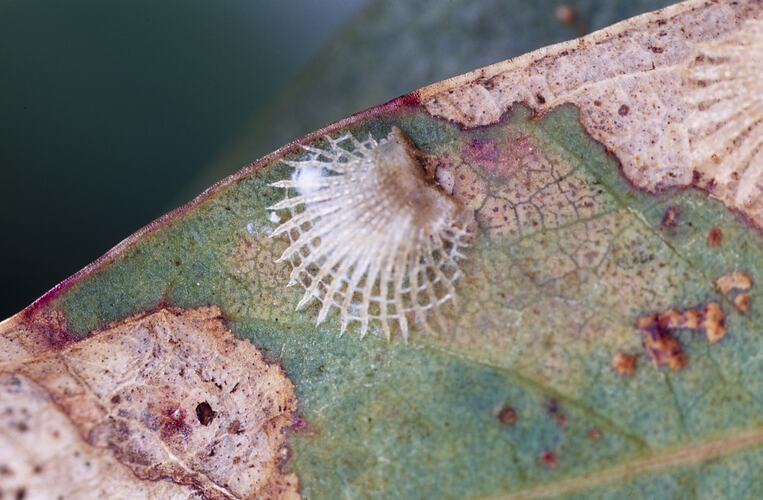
[269,127,474,340]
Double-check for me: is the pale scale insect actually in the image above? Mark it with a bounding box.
[269,127,474,340]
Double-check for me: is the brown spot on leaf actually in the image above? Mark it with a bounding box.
[539,449,557,469]
[702,302,727,343]
[635,315,687,371]
[588,428,601,440]
[661,205,680,228]
[227,418,243,435]
[497,406,518,425]
[643,329,686,371]
[612,351,638,376]
[734,293,751,313]
[715,271,753,295]
[636,301,729,367]
[658,308,701,330]
[707,227,723,247]
[618,104,629,116]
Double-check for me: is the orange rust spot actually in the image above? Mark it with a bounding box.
[612,352,638,376]
[497,406,518,425]
[540,449,557,469]
[659,308,701,330]
[702,302,727,343]
[734,293,751,313]
[715,271,753,295]
[710,153,720,163]
[707,227,723,246]
[588,428,601,440]
[640,321,687,371]
[635,301,729,369]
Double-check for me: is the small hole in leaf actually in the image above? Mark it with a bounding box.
[195,402,216,426]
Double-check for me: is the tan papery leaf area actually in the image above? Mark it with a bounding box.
[1,1,761,499]
[422,1,763,227]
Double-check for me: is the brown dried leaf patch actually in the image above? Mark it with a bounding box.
[0,373,201,499]
[1,306,299,499]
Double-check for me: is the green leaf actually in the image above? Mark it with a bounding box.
[1,0,761,498]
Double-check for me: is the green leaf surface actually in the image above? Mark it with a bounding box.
[2,1,761,499]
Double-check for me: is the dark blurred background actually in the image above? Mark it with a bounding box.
[0,0,671,319]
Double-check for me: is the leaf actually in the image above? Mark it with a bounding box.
[1,0,761,499]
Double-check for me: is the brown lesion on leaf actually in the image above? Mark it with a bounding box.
[612,351,638,376]
[715,270,754,313]
[1,306,301,499]
[706,227,723,247]
[635,301,730,370]
[658,303,727,343]
[715,271,753,295]
[497,405,518,425]
[701,302,727,343]
[539,449,557,469]
[661,205,680,229]
[733,294,752,313]
[635,315,687,371]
